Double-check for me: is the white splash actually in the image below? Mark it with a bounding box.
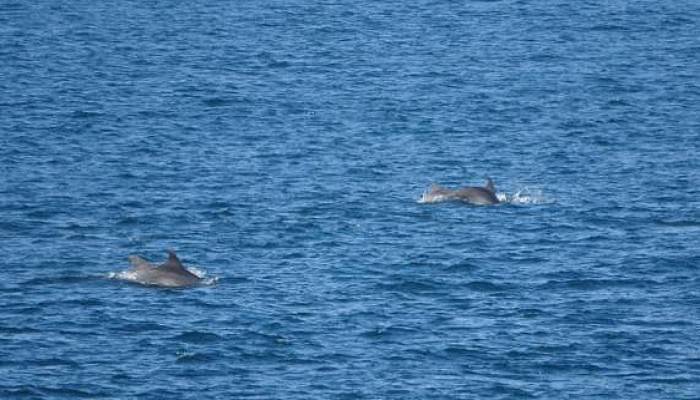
[186,266,219,286]
[417,190,450,204]
[107,269,141,283]
[501,187,550,205]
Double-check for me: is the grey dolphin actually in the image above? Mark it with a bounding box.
[126,250,202,287]
[421,178,500,205]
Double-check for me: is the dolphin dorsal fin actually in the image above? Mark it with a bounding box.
[159,250,188,274]
[484,177,495,193]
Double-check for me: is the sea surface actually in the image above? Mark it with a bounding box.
[1,1,699,398]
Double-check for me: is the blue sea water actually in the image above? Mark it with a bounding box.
[1,0,699,398]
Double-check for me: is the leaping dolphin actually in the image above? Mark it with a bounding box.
[420,178,500,205]
[124,250,203,288]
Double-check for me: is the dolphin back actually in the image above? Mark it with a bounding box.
[454,187,499,205]
[128,255,153,269]
[420,178,499,205]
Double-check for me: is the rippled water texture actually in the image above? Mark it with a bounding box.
[1,1,699,398]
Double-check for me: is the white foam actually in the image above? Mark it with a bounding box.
[417,190,450,204]
[496,192,508,203]
[501,187,550,205]
[107,270,140,283]
[186,266,219,286]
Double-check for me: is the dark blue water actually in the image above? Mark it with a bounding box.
[2,1,699,398]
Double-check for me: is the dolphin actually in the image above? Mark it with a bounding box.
[421,178,500,205]
[125,250,203,288]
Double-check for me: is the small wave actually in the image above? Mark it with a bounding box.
[173,331,223,344]
[31,358,80,368]
[0,326,41,335]
[653,219,700,233]
[361,324,418,340]
[202,97,236,107]
[376,277,442,295]
[188,266,219,286]
[22,275,94,286]
[444,260,479,272]
[464,280,512,292]
[7,385,100,398]
[175,350,215,364]
[540,278,653,291]
[655,219,700,228]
